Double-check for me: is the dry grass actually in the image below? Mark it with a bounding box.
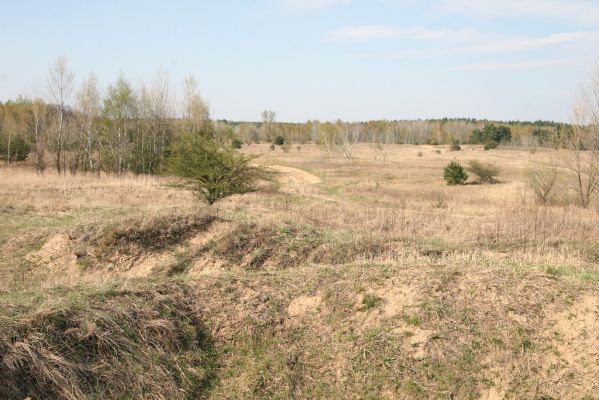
[0,167,195,214]
[1,144,599,399]
[0,281,217,400]
[238,144,599,268]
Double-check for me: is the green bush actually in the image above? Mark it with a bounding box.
[0,135,31,162]
[361,294,383,310]
[468,160,500,183]
[470,124,511,144]
[167,133,272,205]
[231,138,243,149]
[443,161,468,185]
[274,136,285,145]
[450,140,461,151]
[483,140,498,151]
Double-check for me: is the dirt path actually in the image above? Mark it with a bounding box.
[271,165,337,202]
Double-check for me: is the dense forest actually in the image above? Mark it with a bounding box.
[0,58,572,175]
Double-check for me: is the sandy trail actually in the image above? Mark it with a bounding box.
[270,165,337,202]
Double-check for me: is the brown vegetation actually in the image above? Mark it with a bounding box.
[1,144,598,399]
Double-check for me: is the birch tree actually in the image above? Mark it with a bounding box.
[566,66,599,208]
[151,70,173,170]
[182,75,210,135]
[371,122,395,162]
[102,76,137,176]
[261,110,276,142]
[47,57,74,174]
[337,120,361,160]
[31,97,48,173]
[75,74,101,173]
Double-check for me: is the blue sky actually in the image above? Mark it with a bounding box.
[1,0,599,122]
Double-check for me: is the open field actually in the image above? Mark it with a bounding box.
[1,144,599,399]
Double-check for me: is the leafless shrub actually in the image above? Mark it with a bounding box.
[468,159,500,183]
[526,161,559,204]
[564,62,599,208]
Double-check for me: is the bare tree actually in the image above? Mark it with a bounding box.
[151,70,173,169]
[337,120,361,160]
[182,75,210,134]
[47,57,74,174]
[317,122,339,159]
[527,160,559,205]
[75,74,101,173]
[261,110,276,142]
[31,97,48,173]
[1,108,16,165]
[565,63,599,208]
[238,122,259,144]
[371,123,395,162]
[102,75,137,176]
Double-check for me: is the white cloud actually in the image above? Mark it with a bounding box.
[331,25,480,41]
[440,0,599,24]
[282,0,350,10]
[453,58,585,71]
[350,31,599,59]
[453,31,599,54]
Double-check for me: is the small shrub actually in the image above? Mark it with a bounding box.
[468,160,500,183]
[270,144,275,151]
[526,162,558,204]
[296,145,301,152]
[167,133,272,205]
[417,151,423,157]
[443,161,468,185]
[401,314,421,327]
[432,196,447,209]
[450,140,461,151]
[274,136,285,145]
[169,251,193,276]
[435,150,442,154]
[361,294,383,310]
[483,140,498,151]
[231,138,243,149]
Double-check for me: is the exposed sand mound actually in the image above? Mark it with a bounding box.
[543,294,599,396]
[271,165,337,201]
[287,295,323,317]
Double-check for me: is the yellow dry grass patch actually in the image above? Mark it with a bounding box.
[1,143,599,399]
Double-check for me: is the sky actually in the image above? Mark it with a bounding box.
[1,0,599,122]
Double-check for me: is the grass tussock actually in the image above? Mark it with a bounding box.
[72,211,218,266]
[0,281,217,400]
[211,222,435,269]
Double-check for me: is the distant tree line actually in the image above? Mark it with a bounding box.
[229,118,572,150]
[0,58,211,175]
[0,57,579,175]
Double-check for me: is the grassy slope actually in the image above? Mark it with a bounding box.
[1,144,598,399]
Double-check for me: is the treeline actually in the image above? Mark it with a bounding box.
[226,118,571,148]
[0,58,210,175]
[0,58,574,175]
